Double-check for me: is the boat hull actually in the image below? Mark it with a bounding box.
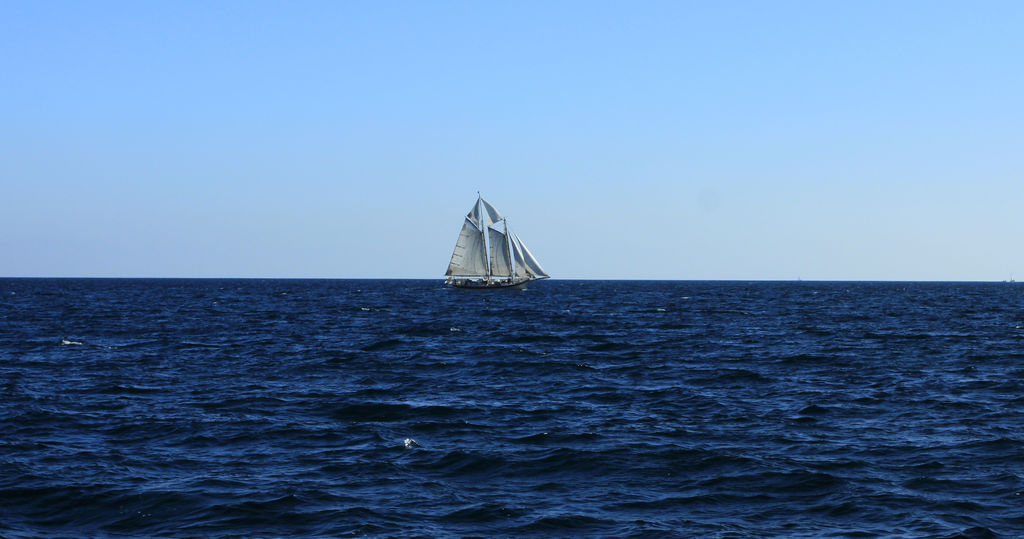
[447,278,544,290]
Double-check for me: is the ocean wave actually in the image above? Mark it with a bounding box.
[4,279,1024,536]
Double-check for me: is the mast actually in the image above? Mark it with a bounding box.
[506,218,516,281]
[478,195,491,279]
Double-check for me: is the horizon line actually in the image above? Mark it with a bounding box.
[0,276,1017,283]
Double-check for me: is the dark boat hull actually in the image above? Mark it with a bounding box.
[447,278,544,290]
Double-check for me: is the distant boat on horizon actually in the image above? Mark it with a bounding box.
[445,195,549,289]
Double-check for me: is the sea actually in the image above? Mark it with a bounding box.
[2,278,1023,537]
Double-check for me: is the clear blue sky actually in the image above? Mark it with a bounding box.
[2,1,1022,280]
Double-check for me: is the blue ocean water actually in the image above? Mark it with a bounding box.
[2,278,1024,537]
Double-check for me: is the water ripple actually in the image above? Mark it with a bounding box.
[2,279,1024,536]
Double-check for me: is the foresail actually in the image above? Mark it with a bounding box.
[446,218,488,276]
[488,227,512,277]
[512,233,548,278]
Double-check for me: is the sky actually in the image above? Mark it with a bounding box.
[2,1,1022,280]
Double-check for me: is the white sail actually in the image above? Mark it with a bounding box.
[467,197,503,228]
[446,218,488,276]
[511,233,548,278]
[488,226,512,277]
[480,198,503,226]
[510,239,528,278]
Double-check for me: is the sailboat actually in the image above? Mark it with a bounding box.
[445,195,549,289]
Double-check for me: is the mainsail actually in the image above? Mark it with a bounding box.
[445,195,548,288]
[488,226,513,277]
